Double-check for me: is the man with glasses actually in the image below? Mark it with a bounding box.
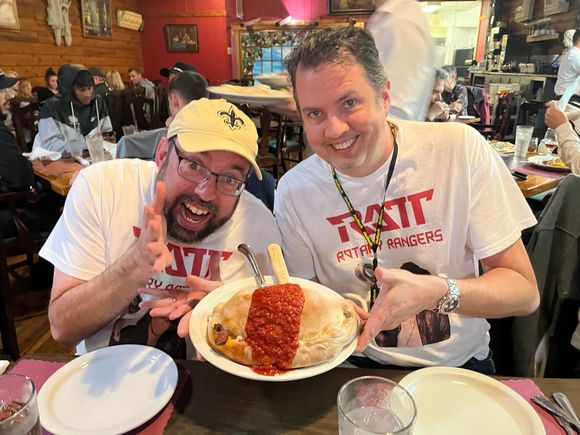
[40,98,280,357]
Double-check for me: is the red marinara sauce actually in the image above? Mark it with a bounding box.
[245,283,305,373]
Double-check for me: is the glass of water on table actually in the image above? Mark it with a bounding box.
[86,132,105,163]
[0,374,41,435]
[337,376,416,434]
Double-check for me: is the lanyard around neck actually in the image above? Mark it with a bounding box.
[331,121,398,306]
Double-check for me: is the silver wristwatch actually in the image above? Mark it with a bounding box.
[434,278,460,315]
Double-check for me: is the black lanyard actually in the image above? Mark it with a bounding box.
[332,121,398,308]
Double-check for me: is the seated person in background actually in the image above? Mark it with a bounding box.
[0,71,34,193]
[441,65,468,116]
[545,100,580,174]
[33,64,114,153]
[40,98,280,357]
[37,67,59,103]
[106,70,125,91]
[426,68,450,122]
[1,72,63,236]
[88,66,110,99]
[159,62,196,82]
[274,26,538,374]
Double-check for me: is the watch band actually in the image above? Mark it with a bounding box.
[434,278,460,314]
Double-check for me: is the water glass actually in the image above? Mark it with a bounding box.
[514,125,534,159]
[122,125,138,136]
[86,133,105,163]
[0,374,41,435]
[337,376,416,435]
[64,127,85,157]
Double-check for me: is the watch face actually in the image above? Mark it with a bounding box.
[442,299,459,312]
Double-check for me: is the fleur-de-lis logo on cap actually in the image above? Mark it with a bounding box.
[218,106,245,131]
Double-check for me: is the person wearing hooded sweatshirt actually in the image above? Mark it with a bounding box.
[33,64,114,153]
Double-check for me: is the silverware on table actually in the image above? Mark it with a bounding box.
[554,414,576,435]
[237,243,267,288]
[531,395,580,430]
[554,392,580,422]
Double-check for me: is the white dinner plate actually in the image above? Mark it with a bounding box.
[399,367,545,435]
[254,73,290,89]
[38,345,178,435]
[527,155,570,172]
[457,115,476,120]
[189,276,357,382]
[208,85,293,106]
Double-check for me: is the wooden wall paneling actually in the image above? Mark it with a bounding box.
[0,0,144,87]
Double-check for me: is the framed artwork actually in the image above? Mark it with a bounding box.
[0,0,20,31]
[329,0,374,15]
[81,0,113,39]
[165,25,199,52]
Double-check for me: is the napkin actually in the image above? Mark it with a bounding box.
[23,147,62,161]
[502,379,565,435]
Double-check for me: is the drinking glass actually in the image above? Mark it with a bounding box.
[337,376,416,435]
[64,127,85,157]
[122,125,138,136]
[86,133,105,163]
[0,374,41,435]
[543,128,558,153]
[514,125,534,159]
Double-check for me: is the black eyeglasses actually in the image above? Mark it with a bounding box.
[172,143,247,197]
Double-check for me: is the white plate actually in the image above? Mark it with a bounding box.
[189,276,357,382]
[208,85,293,106]
[399,367,545,435]
[458,115,476,119]
[254,73,290,89]
[38,345,178,435]
[527,155,570,172]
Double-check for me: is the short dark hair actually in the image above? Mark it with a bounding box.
[73,70,94,89]
[168,72,208,102]
[284,26,387,103]
[44,67,57,83]
[128,67,143,75]
[573,29,580,45]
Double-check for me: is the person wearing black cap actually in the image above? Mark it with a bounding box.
[159,62,196,82]
[88,66,110,99]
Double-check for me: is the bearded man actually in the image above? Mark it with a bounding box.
[41,98,280,357]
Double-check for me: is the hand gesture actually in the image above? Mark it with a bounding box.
[545,101,568,129]
[138,181,172,273]
[139,254,223,337]
[355,267,446,352]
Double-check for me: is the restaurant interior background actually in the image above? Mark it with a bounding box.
[1,0,578,89]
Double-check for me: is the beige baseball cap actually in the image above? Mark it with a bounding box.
[167,98,262,180]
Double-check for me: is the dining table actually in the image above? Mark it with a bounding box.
[31,158,84,197]
[502,153,569,198]
[8,353,580,434]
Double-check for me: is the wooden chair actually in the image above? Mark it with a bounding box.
[471,91,518,141]
[275,118,305,174]
[0,188,52,360]
[127,95,155,131]
[518,100,547,138]
[153,84,169,129]
[257,108,280,179]
[9,100,40,153]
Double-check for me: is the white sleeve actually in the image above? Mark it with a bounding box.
[39,167,107,280]
[555,122,580,175]
[464,127,537,259]
[274,180,317,280]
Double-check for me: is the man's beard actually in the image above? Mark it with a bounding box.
[165,193,239,244]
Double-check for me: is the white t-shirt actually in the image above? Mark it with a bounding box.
[367,0,434,121]
[555,46,580,96]
[275,120,536,368]
[40,159,281,354]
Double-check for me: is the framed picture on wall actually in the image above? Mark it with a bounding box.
[165,25,199,52]
[329,0,374,15]
[81,0,113,39]
[0,0,20,31]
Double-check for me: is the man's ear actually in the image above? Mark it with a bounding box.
[155,136,169,167]
[382,80,391,112]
